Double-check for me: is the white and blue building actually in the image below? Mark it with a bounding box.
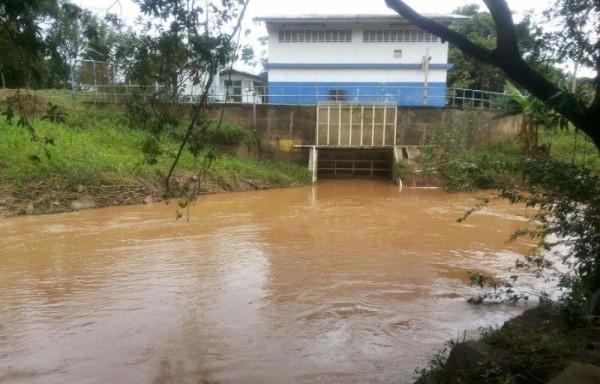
[255,14,466,107]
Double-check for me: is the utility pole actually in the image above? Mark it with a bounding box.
[422,48,431,106]
[571,61,578,93]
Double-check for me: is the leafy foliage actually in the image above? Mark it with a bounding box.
[543,0,600,71]
[499,82,570,156]
[501,158,600,324]
[448,5,563,92]
[455,156,600,326]
[417,116,498,191]
[0,0,58,88]
[119,0,249,195]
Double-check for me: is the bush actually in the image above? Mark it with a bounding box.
[417,118,520,191]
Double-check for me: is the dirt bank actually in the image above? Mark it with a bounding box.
[0,174,295,218]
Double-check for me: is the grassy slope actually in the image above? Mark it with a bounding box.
[0,101,311,216]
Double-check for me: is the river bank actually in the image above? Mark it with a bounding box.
[0,168,311,218]
[0,105,311,217]
[416,303,600,384]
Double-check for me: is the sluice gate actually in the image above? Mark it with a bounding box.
[317,148,394,179]
[300,102,409,183]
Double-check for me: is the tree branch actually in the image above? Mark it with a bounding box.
[482,0,520,57]
[384,0,491,61]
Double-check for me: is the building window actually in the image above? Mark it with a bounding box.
[329,89,347,102]
[224,80,242,102]
[278,30,352,43]
[362,29,438,43]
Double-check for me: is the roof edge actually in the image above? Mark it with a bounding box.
[254,13,469,23]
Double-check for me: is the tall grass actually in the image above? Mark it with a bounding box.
[546,128,600,170]
[0,104,310,215]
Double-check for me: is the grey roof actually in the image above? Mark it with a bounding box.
[254,13,468,24]
[220,69,261,80]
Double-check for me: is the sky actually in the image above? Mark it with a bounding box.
[74,0,554,20]
[73,0,579,75]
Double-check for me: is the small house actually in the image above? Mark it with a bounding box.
[218,69,264,103]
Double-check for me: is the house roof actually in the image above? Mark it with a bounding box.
[254,13,468,25]
[220,69,262,81]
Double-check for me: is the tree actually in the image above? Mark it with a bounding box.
[447,5,563,93]
[122,0,250,198]
[385,0,600,150]
[44,2,123,88]
[0,0,58,88]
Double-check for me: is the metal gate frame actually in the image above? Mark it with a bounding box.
[315,102,398,147]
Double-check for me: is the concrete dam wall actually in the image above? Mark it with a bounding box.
[207,104,521,166]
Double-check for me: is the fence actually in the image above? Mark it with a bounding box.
[72,84,509,109]
[68,60,509,109]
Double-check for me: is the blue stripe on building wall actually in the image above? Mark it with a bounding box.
[267,63,454,70]
[267,81,448,106]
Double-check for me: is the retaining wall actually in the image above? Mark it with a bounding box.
[206,104,521,164]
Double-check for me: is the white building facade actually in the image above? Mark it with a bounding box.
[256,14,466,107]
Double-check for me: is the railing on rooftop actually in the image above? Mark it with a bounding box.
[71,85,510,110]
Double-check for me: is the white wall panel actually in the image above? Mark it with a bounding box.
[268,68,448,83]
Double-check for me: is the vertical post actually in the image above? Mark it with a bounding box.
[571,62,579,93]
[92,59,97,102]
[252,89,257,132]
[327,103,331,145]
[338,102,342,146]
[422,48,430,106]
[360,105,364,146]
[316,104,320,146]
[383,104,387,146]
[308,146,318,183]
[349,105,353,146]
[371,105,375,146]
[113,63,117,101]
[393,106,398,147]
[70,59,76,101]
[106,61,112,101]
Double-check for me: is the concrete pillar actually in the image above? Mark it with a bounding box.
[308,145,318,183]
[393,146,403,188]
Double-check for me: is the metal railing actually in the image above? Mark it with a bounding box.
[71,84,510,110]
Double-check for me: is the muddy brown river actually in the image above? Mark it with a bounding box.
[0,180,538,383]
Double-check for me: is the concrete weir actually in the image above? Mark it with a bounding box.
[306,146,402,183]
[311,147,395,182]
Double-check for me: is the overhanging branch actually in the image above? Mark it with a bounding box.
[482,0,520,57]
[384,0,600,146]
[384,0,491,61]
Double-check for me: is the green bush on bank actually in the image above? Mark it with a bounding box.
[399,118,600,192]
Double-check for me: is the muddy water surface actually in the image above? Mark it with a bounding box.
[0,180,537,383]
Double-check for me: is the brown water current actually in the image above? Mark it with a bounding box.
[0,180,540,384]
